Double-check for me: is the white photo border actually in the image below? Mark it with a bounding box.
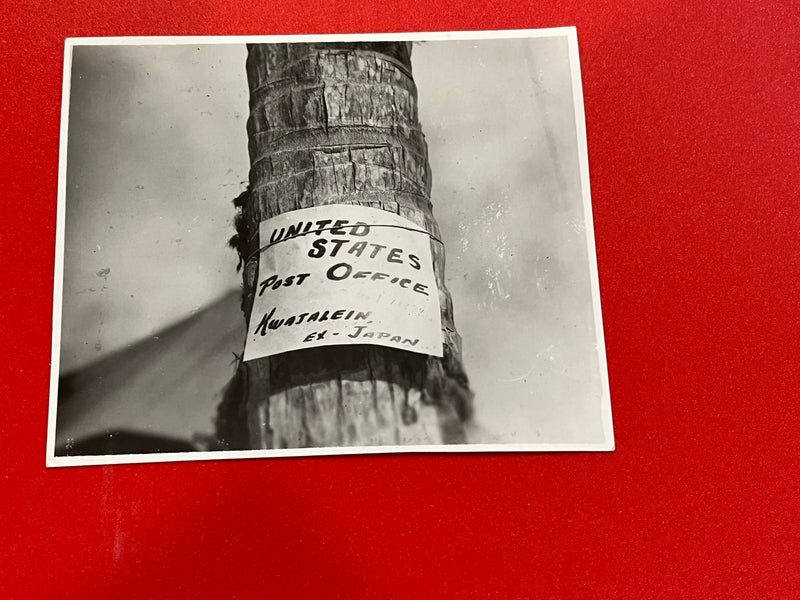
[47,27,614,467]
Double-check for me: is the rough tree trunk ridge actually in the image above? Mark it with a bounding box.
[218,42,472,450]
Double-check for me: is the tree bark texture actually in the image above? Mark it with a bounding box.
[218,42,472,450]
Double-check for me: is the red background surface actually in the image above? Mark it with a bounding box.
[2,1,798,597]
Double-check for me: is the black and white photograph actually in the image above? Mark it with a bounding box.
[47,28,613,466]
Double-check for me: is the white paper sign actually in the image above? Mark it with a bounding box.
[243,205,443,360]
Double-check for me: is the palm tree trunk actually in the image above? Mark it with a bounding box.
[219,41,471,450]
